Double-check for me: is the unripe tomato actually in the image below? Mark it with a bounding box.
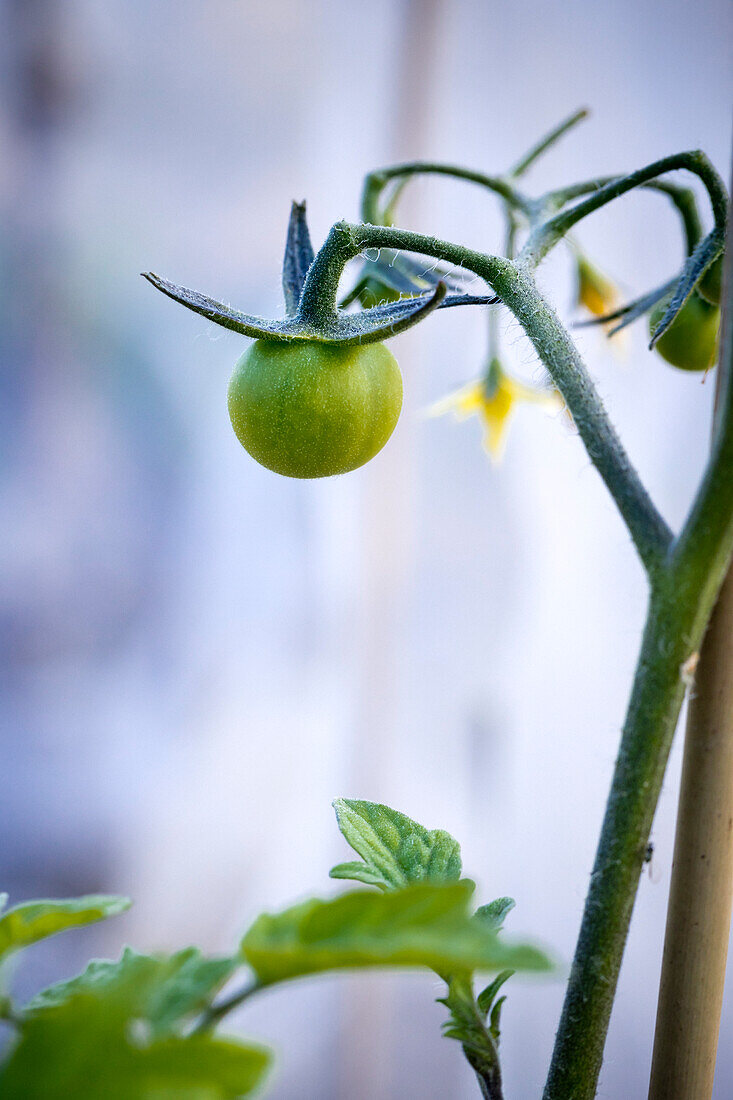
[698,255,723,307]
[648,293,719,372]
[227,339,403,478]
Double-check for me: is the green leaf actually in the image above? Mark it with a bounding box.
[241,882,551,986]
[476,969,514,1018]
[328,862,387,888]
[0,896,131,962]
[475,897,515,933]
[27,947,236,1036]
[330,798,462,890]
[0,995,271,1099]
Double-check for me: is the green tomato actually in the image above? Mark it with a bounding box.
[648,293,719,372]
[227,339,403,478]
[698,255,723,306]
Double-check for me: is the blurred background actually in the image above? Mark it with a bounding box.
[1,0,732,1096]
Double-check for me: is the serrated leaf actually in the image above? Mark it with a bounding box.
[282,201,315,315]
[27,947,236,1036]
[0,995,271,1099]
[241,882,551,985]
[475,897,515,933]
[331,798,462,890]
[477,969,514,1018]
[442,1025,469,1042]
[328,862,387,888]
[649,228,725,347]
[0,896,131,963]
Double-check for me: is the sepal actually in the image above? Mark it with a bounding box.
[282,201,315,315]
[573,280,676,337]
[145,214,496,347]
[649,228,724,348]
[142,273,301,341]
[143,273,453,346]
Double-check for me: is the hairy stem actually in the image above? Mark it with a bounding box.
[647,211,733,1100]
[304,221,672,572]
[525,150,727,265]
[544,191,733,1100]
[361,107,591,229]
[542,586,699,1098]
[509,107,589,178]
[486,262,673,572]
[360,163,531,226]
[302,194,731,1095]
[543,178,703,255]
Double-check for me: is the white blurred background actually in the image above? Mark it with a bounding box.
[1,0,732,1096]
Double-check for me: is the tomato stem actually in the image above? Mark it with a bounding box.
[509,106,590,179]
[311,219,672,572]
[525,150,727,266]
[298,145,730,1096]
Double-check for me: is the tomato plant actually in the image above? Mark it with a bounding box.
[10,110,728,1100]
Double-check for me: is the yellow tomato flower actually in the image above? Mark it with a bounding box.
[575,253,629,358]
[427,357,560,462]
[576,255,619,318]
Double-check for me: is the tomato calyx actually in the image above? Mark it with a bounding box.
[143,203,497,348]
[339,248,471,311]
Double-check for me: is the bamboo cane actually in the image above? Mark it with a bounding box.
[648,206,733,1100]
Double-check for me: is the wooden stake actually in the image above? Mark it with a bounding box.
[648,564,733,1100]
[649,215,733,1099]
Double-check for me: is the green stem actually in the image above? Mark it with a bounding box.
[487,261,672,572]
[542,584,705,1098]
[440,973,504,1100]
[525,151,727,265]
[360,163,531,225]
[544,218,733,1098]
[558,178,702,255]
[313,220,670,571]
[509,107,589,178]
[193,980,263,1034]
[302,195,732,1093]
[362,108,591,229]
